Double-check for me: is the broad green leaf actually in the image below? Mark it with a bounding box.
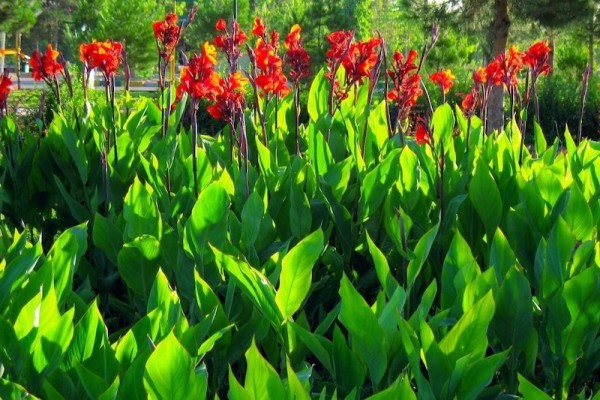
[366,232,400,299]
[439,291,495,363]
[533,121,547,156]
[440,231,479,312]
[123,177,162,241]
[214,247,283,328]
[332,325,365,396]
[93,213,122,266]
[407,222,440,290]
[0,378,41,400]
[469,158,502,238]
[563,184,594,240]
[285,358,311,400]
[358,149,401,220]
[183,182,230,264]
[518,374,552,400]
[289,181,312,239]
[489,228,515,284]
[228,366,252,400]
[143,331,199,400]
[432,103,455,149]
[455,350,509,400]
[46,223,88,305]
[307,68,329,122]
[289,322,333,375]
[0,241,42,313]
[276,229,324,319]
[365,376,416,400]
[339,274,387,387]
[240,192,264,251]
[244,340,287,400]
[117,235,161,297]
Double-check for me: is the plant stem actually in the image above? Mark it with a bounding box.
[110,76,119,169]
[294,84,300,156]
[191,102,199,197]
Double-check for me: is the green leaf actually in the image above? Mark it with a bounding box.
[533,121,547,156]
[439,291,495,363]
[92,213,123,266]
[123,177,162,241]
[240,192,264,251]
[143,331,199,400]
[489,228,515,284]
[440,231,479,312]
[407,222,440,290]
[183,182,230,264]
[455,350,509,400]
[289,322,333,375]
[469,158,502,238]
[432,103,455,149]
[46,223,88,305]
[276,229,324,319]
[365,376,416,400]
[307,68,329,122]
[358,149,401,220]
[244,340,287,400]
[214,247,283,328]
[366,232,400,299]
[339,274,387,388]
[518,374,552,400]
[562,184,594,240]
[117,235,161,297]
[289,180,312,239]
[286,358,311,400]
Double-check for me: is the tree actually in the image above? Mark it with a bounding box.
[0,0,41,33]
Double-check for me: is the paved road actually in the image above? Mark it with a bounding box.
[11,73,160,92]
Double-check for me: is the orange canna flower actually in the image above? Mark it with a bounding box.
[284,24,311,84]
[387,49,422,122]
[473,67,487,85]
[429,69,456,94]
[215,19,227,31]
[29,43,64,82]
[174,42,222,106]
[251,17,267,37]
[342,37,382,86]
[207,71,249,123]
[80,40,123,77]
[461,89,478,118]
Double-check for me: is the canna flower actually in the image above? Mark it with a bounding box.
[175,41,222,105]
[253,42,289,98]
[485,59,504,87]
[152,12,182,63]
[80,40,123,78]
[415,122,431,145]
[284,24,311,84]
[207,71,249,123]
[0,73,11,114]
[473,67,487,86]
[29,44,64,82]
[251,17,267,37]
[342,37,382,86]
[214,19,248,71]
[524,40,552,80]
[326,30,353,62]
[461,89,478,118]
[387,49,422,120]
[429,69,456,95]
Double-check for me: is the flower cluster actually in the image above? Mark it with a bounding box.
[214,18,248,71]
[284,24,311,85]
[80,40,123,78]
[175,42,221,105]
[524,40,552,82]
[429,69,455,95]
[29,44,64,83]
[0,74,11,115]
[387,50,422,122]
[152,13,182,63]
[249,17,289,98]
[207,71,249,124]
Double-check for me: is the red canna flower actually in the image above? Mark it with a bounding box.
[342,37,382,86]
[252,37,290,98]
[415,122,431,145]
[387,49,422,122]
[80,40,123,78]
[29,44,64,82]
[215,18,227,32]
[214,19,248,71]
[0,74,11,114]
[429,69,455,95]
[284,24,311,85]
[485,59,504,87]
[207,71,249,123]
[251,17,267,37]
[175,42,222,105]
[487,45,524,90]
[326,30,353,62]
[461,89,478,118]
[524,40,552,80]
[153,12,182,63]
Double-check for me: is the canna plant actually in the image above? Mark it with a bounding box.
[1,11,600,400]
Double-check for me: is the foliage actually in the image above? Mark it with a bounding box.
[0,58,600,399]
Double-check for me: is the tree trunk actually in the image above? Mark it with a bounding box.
[487,0,510,133]
[589,14,594,72]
